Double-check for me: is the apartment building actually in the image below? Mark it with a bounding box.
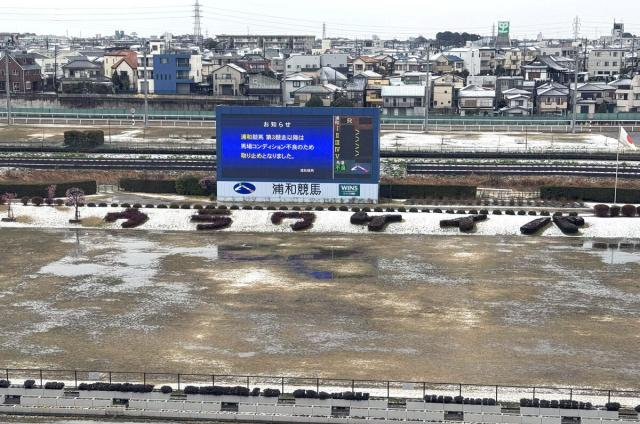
[588,48,626,80]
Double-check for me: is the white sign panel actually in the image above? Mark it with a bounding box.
[217,181,379,203]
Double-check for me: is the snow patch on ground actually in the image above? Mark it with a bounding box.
[1,204,640,239]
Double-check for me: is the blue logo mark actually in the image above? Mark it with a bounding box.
[233,182,257,195]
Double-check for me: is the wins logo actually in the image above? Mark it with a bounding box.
[233,182,257,195]
[339,184,360,197]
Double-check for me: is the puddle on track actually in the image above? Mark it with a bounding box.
[0,228,639,388]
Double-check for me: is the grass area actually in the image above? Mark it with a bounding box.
[81,216,106,228]
[15,216,34,224]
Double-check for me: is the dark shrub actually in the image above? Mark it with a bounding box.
[493,210,502,215]
[180,204,191,210]
[351,207,361,213]
[111,203,119,207]
[157,204,168,209]
[196,217,233,231]
[445,209,454,214]
[21,196,29,205]
[386,207,396,212]
[279,206,288,211]
[621,204,636,217]
[541,211,550,216]
[230,205,240,210]
[398,207,407,213]
[99,203,108,207]
[254,206,264,211]
[314,206,324,211]
[267,206,276,210]
[605,402,620,412]
[263,388,281,398]
[242,205,253,210]
[610,205,621,217]
[553,212,562,217]
[517,210,526,216]
[319,391,330,400]
[292,206,301,211]
[328,206,337,211]
[479,209,489,215]
[145,204,155,209]
[554,216,579,234]
[456,210,466,215]
[635,405,640,413]
[368,214,402,232]
[362,207,371,213]
[169,203,179,209]
[505,210,515,215]
[528,211,537,216]
[433,208,442,213]
[24,379,36,389]
[565,216,585,227]
[305,390,318,399]
[132,203,142,209]
[44,381,64,390]
[409,208,418,213]
[160,385,172,394]
[31,196,44,206]
[104,208,149,229]
[184,386,199,395]
[121,203,131,208]
[521,218,551,235]
[569,211,578,217]
[458,217,476,233]
[175,175,205,196]
[251,387,261,396]
[454,395,463,404]
[593,204,610,217]
[374,207,383,212]
[468,209,478,215]
[293,389,306,398]
[339,206,349,212]
[193,204,203,210]
[351,212,372,225]
[218,205,228,210]
[304,206,313,211]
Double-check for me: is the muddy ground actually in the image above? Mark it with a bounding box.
[0,229,639,389]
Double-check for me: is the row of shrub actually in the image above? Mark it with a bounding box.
[594,204,640,218]
[379,184,477,200]
[182,385,272,397]
[0,181,97,198]
[520,398,594,410]
[119,176,214,196]
[542,186,640,204]
[350,212,402,232]
[293,389,370,401]
[78,382,154,393]
[424,395,496,406]
[440,215,487,233]
[193,214,233,231]
[521,218,552,235]
[21,380,65,390]
[0,380,9,388]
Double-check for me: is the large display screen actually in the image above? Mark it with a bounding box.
[216,107,379,184]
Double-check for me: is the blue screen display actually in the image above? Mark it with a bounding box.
[217,107,380,183]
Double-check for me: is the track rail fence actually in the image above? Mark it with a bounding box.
[2,368,639,407]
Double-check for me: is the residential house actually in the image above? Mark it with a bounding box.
[153,51,202,94]
[284,72,313,105]
[446,47,481,76]
[458,85,496,115]
[535,82,570,115]
[246,73,281,104]
[215,35,315,53]
[364,76,389,108]
[236,54,271,74]
[0,52,43,93]
[109,53,138,93]
[319,53,349,75]
[60,58,110,93]
[610,76,640,113]
[570,82,616,115]
[345,77,366,107]
[402,71,428,85]
[479,47,496,75]
[467,75,496,89]
[432,74,464,112]
[292,84,344,106]
[499,88,533,116]
[103,51,137,79]
[588,48,626,80]
[285,54,321,75]
[381,85,426,117]
[211,63,247,96]
[432,54,464,74]
[522,55,578,84]
[351,56,381,75]
[393,56,423,75]
[495,76,526,103]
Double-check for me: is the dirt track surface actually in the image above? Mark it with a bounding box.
[0,229,639,388]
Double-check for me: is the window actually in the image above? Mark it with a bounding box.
[160,58,168,65]
[545,97,552,104]
[613,62,618,67]
[293,81,300,87]
[12,82,19,91]
[12,69,18,76]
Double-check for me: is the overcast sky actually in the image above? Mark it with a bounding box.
[1,0,639,40]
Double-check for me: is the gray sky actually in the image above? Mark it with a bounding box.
[1,0,639,40]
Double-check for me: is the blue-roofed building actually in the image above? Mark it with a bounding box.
[153,51,202,94]
[432,54,465,74]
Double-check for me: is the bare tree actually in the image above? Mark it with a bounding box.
[1,192,16,221]
[66,188,85,222]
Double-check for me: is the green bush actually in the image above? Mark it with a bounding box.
[119,179,177,194]
[541,186,640,203]
[175,175,205,196]
[0,181,97,198]
[63,130,105,149]
[379,184,476,200]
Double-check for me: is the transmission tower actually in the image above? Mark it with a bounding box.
[572,16,581,41]
[193,0,203,47]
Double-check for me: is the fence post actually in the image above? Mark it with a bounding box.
[143,373,146,386]
[74,371,78,389]
[177,374,181,391]
[495,385,498,403]
[459,384,462,397]
[569,388,572,401]
[351,380,355,393]
[246,376,250,390]
[5,369,8,382]
[212,375,215,387]
[387,381,390,400]
[607,390,611,404]
[423,382,426,399]
[316,378,319,394]
[532,387,535,400]
[109,372,112,384]
[39,369,43,388]
[281,377,284,395]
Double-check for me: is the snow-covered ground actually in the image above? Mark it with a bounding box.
[2,205,639,239]
[381,132,623,152]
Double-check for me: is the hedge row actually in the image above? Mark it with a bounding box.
[425,395,496,406]
[64,130,104,148]
[293,389,369,401]
[542,186,640,203]
[380,184,477,200]
[78,382,154,393]
[0,181,97,198]
[119,179,178,194]
[520,398,595,410]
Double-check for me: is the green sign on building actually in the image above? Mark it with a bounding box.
[339,184,361,197]
[498,21,510,35]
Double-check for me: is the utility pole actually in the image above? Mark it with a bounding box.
[53,44,58,92]
[142,39,149,128]
[571,16,581,134]
[4,44,11,126]
[423,46,430,133]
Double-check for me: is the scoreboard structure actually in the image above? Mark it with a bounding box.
[216,106,380,203]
